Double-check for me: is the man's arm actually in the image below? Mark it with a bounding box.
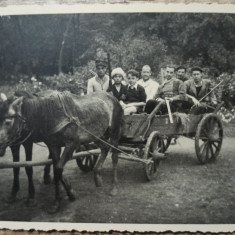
[172,80,186,101]
[208,80,217,104]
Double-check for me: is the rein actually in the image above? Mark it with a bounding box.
[57,93,150,162]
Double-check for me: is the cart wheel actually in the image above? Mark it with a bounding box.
[195,113,223,164]
[76,152,99,172]
[143,131,164,181]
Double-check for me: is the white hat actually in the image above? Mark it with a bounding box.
[111,68,125,78]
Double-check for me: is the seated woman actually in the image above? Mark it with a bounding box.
[120,69,146,115]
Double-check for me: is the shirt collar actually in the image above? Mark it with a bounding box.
[95,75,108,82]
[128,83,138,90]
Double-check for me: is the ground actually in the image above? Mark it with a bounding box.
[0,124,235,224]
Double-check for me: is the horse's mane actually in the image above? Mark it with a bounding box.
[22,91,81,132]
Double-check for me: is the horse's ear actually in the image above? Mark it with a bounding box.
[0,93,7,101]
[11,97,24,116]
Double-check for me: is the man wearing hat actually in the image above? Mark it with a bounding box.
[184,67,217,105]
[87,58,110,94]
[176,66,188,82]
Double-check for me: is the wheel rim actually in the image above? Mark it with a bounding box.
[144,131,163,181]
[195,114,223,164]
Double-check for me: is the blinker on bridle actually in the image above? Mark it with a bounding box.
[3,113,32,146]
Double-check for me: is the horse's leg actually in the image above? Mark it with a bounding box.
[109,104,123,196]
[7,145,21,202]
[47,145,62,214]
[93,140,109,187]
[23,140,36,206]
[43,151,52,185]
[57,142,77,201]
[110,148,119,196]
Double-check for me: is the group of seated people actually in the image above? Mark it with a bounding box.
[87,58,218,115]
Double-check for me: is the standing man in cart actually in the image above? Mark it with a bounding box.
[87,57,110,94]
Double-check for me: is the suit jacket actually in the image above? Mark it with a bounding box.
[125,84,146,103]
[184,79,217,103]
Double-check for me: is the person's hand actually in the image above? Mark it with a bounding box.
[156,98,165,103]
[192,97,200,106]
[212,100,218,106]
[165,97,173,102]
[119,101,126,109]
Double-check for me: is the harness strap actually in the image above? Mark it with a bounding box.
[57,93,152,164]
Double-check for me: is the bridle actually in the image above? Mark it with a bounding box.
[3,113,34,147]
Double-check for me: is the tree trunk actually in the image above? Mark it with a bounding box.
[58,16,73,74]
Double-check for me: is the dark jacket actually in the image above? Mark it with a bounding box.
[125,84,146,103]
[184,79,217,103]
[109,84,127,101]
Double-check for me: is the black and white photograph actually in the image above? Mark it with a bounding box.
[0,3,235,232]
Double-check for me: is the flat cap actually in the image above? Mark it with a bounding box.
[95,59,108,68]
[191,66,203,73]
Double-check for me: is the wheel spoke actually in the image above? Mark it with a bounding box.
[81,156,86,164]
[161,139,166,153]
[212,142,219,151]
[209,143,214,158]
[200,141,208,161]
[205,142,210,161]
[85,156,90,166]
[201,129,209,138]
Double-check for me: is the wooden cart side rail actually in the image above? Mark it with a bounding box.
[0,146,154,169]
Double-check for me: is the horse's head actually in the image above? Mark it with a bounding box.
[0,95,24,156]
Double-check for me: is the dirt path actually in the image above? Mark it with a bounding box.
[0,135,235,224]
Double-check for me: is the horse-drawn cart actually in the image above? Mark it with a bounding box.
[76,101,223,181]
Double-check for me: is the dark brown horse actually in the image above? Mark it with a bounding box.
[0,92,52,205]
[0,91,123,212]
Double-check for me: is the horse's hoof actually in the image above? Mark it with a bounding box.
[25,198,37,207]
[94,176,103,187]
[47,201,60,214]
[110,187,118,196]
[44,174,52,185]
[68,190,76,201]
